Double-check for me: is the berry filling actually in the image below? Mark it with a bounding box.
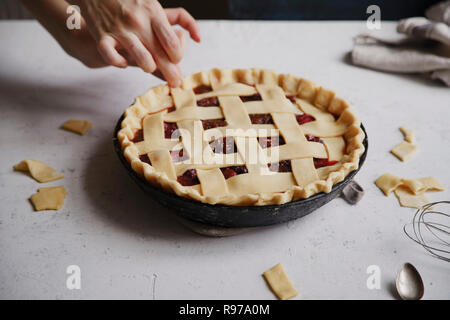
[177,169,200,186]
[170,149,189,163]
[167,106,176,113]
[197,96,219,107]
[296,114,315,125]
[220,166,248,179]
[258,136,286,148]
[305,134,323,144]
[202,119,228,130]
[210,137,237,154]
[313,158,338,169]
[240,93,262,102]
[268,160,292,172]
[193,85,213,94]
[249,113,274,124]
[286,95,296,103]
[164,122,180,139]
[132,129,144,143]
[139,154,151,165]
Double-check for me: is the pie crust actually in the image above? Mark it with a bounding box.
[118,69,365,206]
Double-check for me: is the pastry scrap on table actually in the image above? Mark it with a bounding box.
[13,160,64,183]
[391,141,417,162]
[399,127,416,143]
[62,119,92,135]
[375,173,445,208]
[391,127,417,162]
[263,263,298,300]
[30,186,67,211]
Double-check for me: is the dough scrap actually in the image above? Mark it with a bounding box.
[375,173,445,209]
[263,263,298,300]
[391,141,417,162]
[375,173,445,196]
[13,160,64,183]
[375,173,402,196]
[30,186,67,211]
[418,177,445,192]
[394,186,430,209]
[62,120,92,135]
[399,127,416,143]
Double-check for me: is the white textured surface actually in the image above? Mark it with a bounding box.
[0,21,449,300]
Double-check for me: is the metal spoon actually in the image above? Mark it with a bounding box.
[396,263,425,300]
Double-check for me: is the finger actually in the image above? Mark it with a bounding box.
[118,47,165,81]
[140,29,182,87]
[97,35,128,68]
[152,14,183,64]
[165,8,201,43]
[151,41,182,87]
[174,29,187,58]
[118,33,157,73]
[152,69,165,80]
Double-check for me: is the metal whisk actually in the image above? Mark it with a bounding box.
[403,201,450,262]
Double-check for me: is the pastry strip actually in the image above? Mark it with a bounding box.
[62,120,92,135]
[30,186,67,211]
[14,160,64,183]
[399,127,416,143]
[391,141,417,162]
[149,150,176,180]
[394,187,430,209]
[263,263,298,300]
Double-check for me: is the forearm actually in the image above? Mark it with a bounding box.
[19,0,74,45]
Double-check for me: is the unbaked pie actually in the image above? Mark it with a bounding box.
[118,69,365,206]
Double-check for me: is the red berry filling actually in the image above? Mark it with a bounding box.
[305,134,323,143]
[240,93,262,102]
[202,119,228,130]
[167,106,176,113]
[139,154,151,165]
[296,114,315,125]
[197,96,219,107]
[164,122,180,139]
[268,160,292,172]
[132,129,144,143]
[258,136,286,148]
[177,169,200,186]
[313,158,338,169]
[286,95,297,103]
[220,166,248,179]
[249,113,274,124]
[210,137,237,154]
[193,85,213,94]
[170,149,189,163]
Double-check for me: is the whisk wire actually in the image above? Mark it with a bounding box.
[404,201,450,262]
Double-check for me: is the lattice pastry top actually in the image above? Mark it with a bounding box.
[118,69,365,206]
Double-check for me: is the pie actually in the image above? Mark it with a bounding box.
[117,69,365,206]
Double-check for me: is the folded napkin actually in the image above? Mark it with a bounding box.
[352,1,450,86]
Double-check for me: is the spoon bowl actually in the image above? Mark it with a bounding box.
[396,263,424,300]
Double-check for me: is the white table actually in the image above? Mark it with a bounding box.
[0,20,449,300]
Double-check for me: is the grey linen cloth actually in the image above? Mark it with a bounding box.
[352,1,450,86]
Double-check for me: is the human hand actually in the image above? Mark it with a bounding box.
[72,0,201,86]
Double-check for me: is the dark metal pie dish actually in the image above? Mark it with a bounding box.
[113,115,368,228]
